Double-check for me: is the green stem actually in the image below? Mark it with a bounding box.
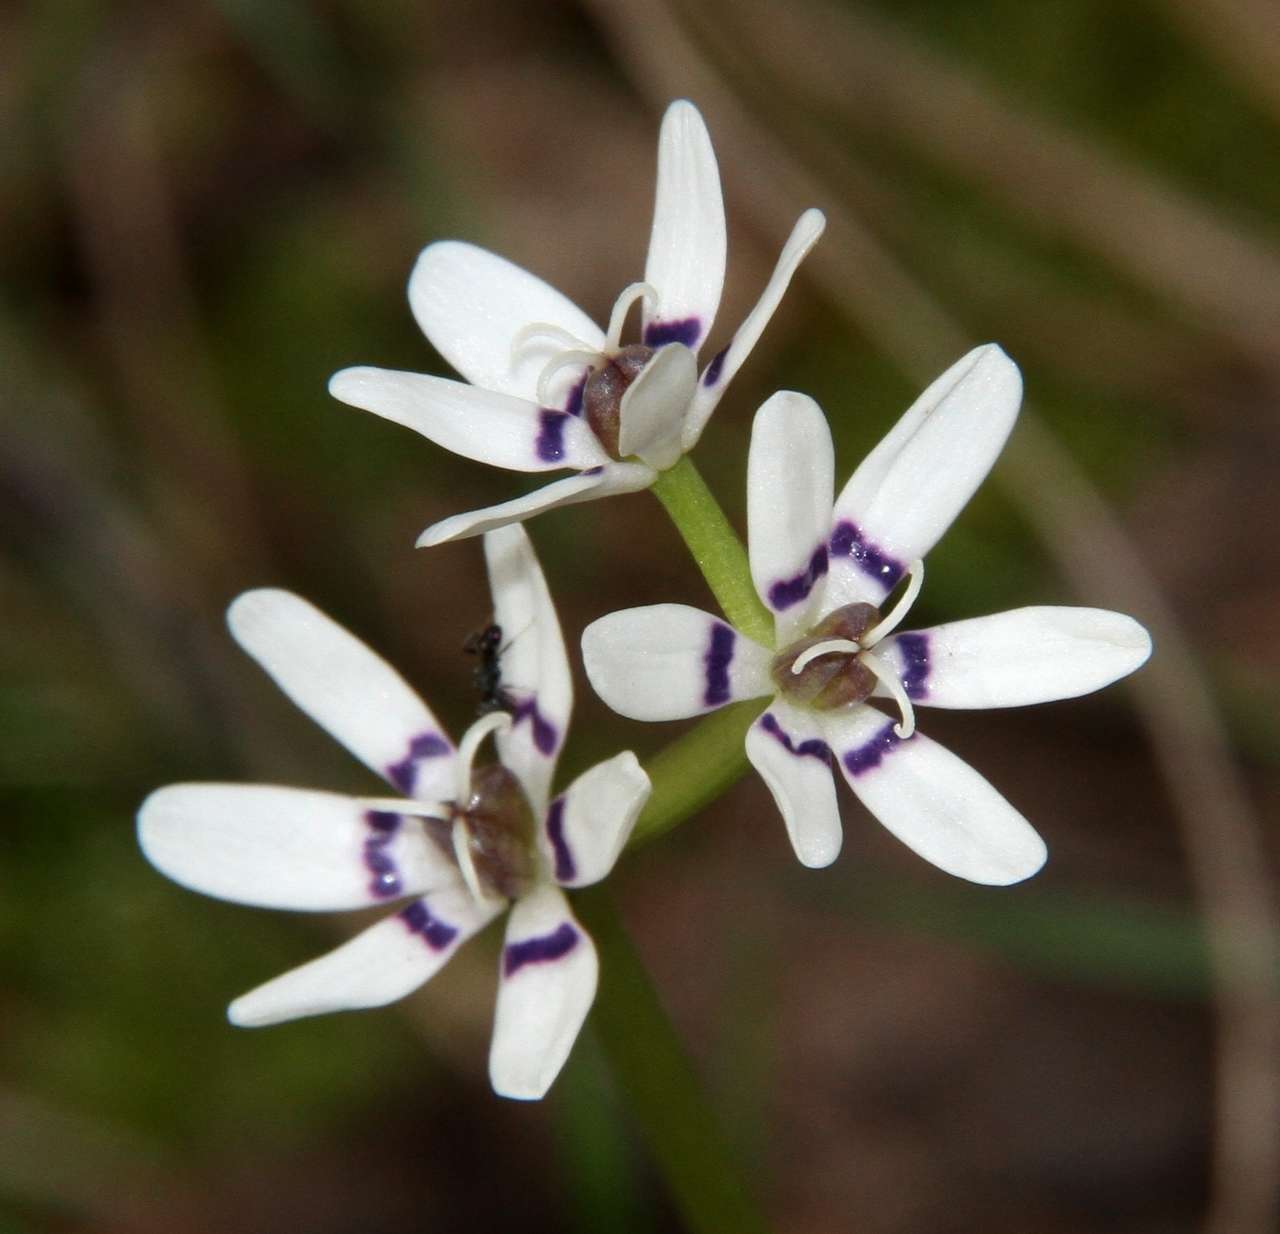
[650,457,773,646]
[575,887,772,1234]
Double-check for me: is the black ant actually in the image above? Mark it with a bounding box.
[463,622,518,717]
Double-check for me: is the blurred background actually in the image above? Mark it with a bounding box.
[2,0,1278,1230]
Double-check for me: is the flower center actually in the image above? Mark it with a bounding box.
[451,761,539,902]
[769,559,926,737]
[512,281,661,461]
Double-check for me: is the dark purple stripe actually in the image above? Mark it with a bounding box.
[702,344,728,387]
[545,797,575,882]
[399,898,459,951]
[535,410,569,463]
[767,544,829,610]
[841,720,906,777]
[513,697,559,755]
[582,465,604,477]
[760,711,831,762]
[703,623,735,707]
[563,374,586,417]
[503,921,579,976]
[829,520,905,592]
[386,731,451,794]
[895,632,930,700]
[644,317,701,348]
[363,810,404,899]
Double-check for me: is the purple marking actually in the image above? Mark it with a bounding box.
[535,410,569,463]
[400,898,459,951]
[545,797,575,882]
[386,731,451,795]
[702,344,729,387]
[563,375,585,417]
[842,721,907,777]
[895,632,930,700]
[512,697,559,756]
[703,622,735,707]
[643,317,701,349]
[760,711,831,762]
[767,544,829,610]
[503,921,579,976]
[829,521,905,591]
[582,465,604,477]
[363,810,404,899]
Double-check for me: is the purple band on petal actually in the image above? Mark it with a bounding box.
[512,697,559,756]
[545,797,575,882]
[363,810,404,899]
[563,375,586,417]
[386,731,451,795]
[536,410,569,463]
[895,632,930,700]
[503,921,579,976]
[842,721,907,777]
[399,898,459,951]
[703,622,736,707]
[829,520,905,592]
[644,317,701,349]
[760,712,831,762]
[702,345,728,387]
[767,545,829,611]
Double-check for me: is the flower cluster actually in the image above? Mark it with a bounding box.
[137,100,1151,1100]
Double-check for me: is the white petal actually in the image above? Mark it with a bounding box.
[616,343,697,470]
[747,391,835,643]
[490,883,597,1100]
[684,208,826,449]
[227,590,455,800]
[408,240,604,406]
[484,524,572,811]
[228,886,501,1027]
[826,345,1022,608]
[328,368,608,472]
[745,699,842,868]
[544,752,650,887]
[642,100,726,354]
[826,706,1046,885]
[417,463,656,547]
[876,607,1153,709]
[581,605,773,721]
[138,784,457,910]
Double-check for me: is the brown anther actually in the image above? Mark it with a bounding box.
[454,763,539,900]
[770,602,882,711]
[583,344,654,458]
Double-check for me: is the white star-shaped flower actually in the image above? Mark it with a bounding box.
[138,525,649,1100]
[582,345,1152,882]
[329,99,824,546]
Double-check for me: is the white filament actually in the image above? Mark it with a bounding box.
[357,796,451,822]
[451,818,487,905]
[511,321,596,361]
[535,349,601,406]
[453,712,513,803]
[862,558,925,648]
[604,281,658,352]
[859,649,916,739]
[790,637,862,675]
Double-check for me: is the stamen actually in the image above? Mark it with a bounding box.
[859,649,916,739]
[536,349,601,406]
[451,818,487,905]
[791,638,862,675]
[862,559,925,648]
[511,321,596,362]
[453,712,513,802]
[604,282,658,352]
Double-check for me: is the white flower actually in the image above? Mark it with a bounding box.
[137,525,650,1100]
[329,99,825,546]
[582,345,1152,882]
